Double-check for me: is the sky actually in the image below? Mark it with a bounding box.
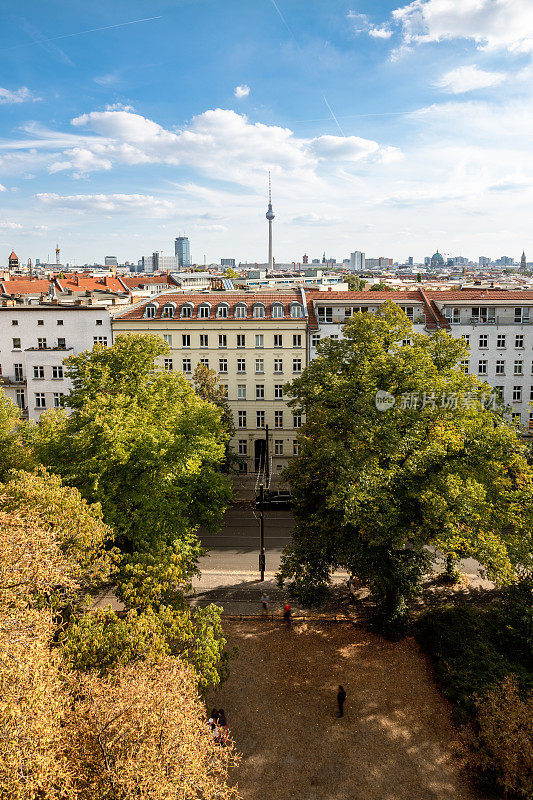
[1,0,532,265]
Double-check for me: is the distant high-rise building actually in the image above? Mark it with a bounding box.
[349,251,365,272]
[175,236,191,268]
[303,254,309,264]
[105,256,118,267]
[221,258,236,267]
[424,256,431,266]
[479,256,490,267]
[521,251,527,270]
[407,256,414,266]
[8,250,19,271]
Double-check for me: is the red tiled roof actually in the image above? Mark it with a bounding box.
[9,251,17,259]
[54,276,128,294]
[114,291,306,322]
[121,275,177,288]
[1,280,51,295]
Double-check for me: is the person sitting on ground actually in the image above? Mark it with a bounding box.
[210,708,219,724]
[217,709,229,744]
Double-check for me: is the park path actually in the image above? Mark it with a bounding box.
[210,620,489,800]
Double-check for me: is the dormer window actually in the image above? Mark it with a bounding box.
[272,303,284,318]
[161,303,176,318]
[144,304,157,319]
[290,303,304,318]
[253,303,265,319]
[198,304,210,319]
[235,303,247,318]
[217,303,229,318]
[181,304,193,318]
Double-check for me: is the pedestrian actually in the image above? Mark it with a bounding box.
[337,685,347,718]
[347,577,355,605]
[283,603,291,627]
[260,592,269,612]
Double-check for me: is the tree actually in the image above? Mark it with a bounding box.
[224,267,239,280]
[278,303,533,628]
[0,395,32,482]
[29,334,234,687]
[369,282,392,291]
[346,275,366,292]
[193,362,236,470]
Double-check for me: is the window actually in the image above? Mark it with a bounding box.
[274,440,284,455]
[14,364,23,381]
[402,339,412,347]
[162,304,175,318]
[163,334,173,346]
[52,366,63,379]
[293,440,299,456]
[57,319,64,326]
[515,307,530,324]
[220,384,228,397]
[479,335,488,349]
[274,410,283,428]
[311,333,320,348]
[497,334,506,348]
[181,304,192,318]
[445,308,461,324]
[237,384,246,400]
[12,338,21,350]
[253,303,265,318]
[238,439,247,456]
[237,334,246,348]
[255,358,264,374]
[514,360,523,376]
[182,358,191,373]
[256,410,265,428]
[293,413,302,428]
[462,334,470,345]
[256,385,265,400]
[293,334,302,348]
[144,305,156,318]
[237,358,246,373]
[512,412,522,424]
[15,389,25,409]
[515,334,524,348]
[57,338,66,349]
[513,386,522,402]
[494,386,504,400]
[530,386,533,401]
[293,358,302,373]
[274,384,283,400]
[37,338,47,349]
[291,303,304,318]
[200,358,209,368]
[496,360,505,374]
[37,320,44,326]
[96,319,103,326]
[238,411,247,428]
[460,360,469,373]
[272,303,284,318]
[164,358,173,371]
[11,320,18,326]
[93,337,108,346]
[274,358,283,373]
[53,392,64,408]
[218,334,227,348]
[219,358,228,373]
[472,307,495,323]
[318,306,333,323]
[35,392,46,409]
[235,303,247,319]
[255,334,264,348]
[198,304,210,318]
[33,366,44,379]
[478,360,487,375]
[239,462,248,474]
[217,304,229,318]
[400,305,414,320]
[330,334,339,340]
[182,334,190,348]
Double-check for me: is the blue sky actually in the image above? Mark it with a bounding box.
[1,0,532,264]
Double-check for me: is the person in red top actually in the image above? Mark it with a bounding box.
[283,603,291,627]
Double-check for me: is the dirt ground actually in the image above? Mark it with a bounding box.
[210,620,489,800]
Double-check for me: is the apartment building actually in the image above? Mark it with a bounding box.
[0,301,112,421]
[307,289,533,428]
[112,291,309,474]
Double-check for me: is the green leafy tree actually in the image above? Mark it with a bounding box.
[346,275,366,291]
[193,363,236,470]
[0,395,33,481]
[369,282,392,291]
[223,267,238,279]
[278,303,533,628]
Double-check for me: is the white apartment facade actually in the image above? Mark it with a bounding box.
[0,301,112,421]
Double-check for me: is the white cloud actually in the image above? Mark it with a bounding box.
[105,102,135,112]
[234,84,250,98]
[0,184,6,192]
[0,220,22,229]
[309,134,380,161]
[35,193,176,217]
[348,12,393,40]
[392,0,533,54]
[0,87,39,104]
[435,64,507,93]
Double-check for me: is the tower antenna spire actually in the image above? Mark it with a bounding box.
[265,170,275,270]
[268,170,271,204]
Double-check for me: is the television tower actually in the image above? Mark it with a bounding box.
[55,244,60,266]
[265,171,275,270]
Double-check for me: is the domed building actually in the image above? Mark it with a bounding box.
[430,250,444,268]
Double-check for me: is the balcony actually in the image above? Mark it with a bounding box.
[0,376,26,387]
[466,316,531,326]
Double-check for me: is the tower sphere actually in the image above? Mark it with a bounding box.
[266,203,275,221]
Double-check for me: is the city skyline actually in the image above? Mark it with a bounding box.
[1,1,532,263]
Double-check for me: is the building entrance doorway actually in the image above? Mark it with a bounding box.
[255,438,266,472]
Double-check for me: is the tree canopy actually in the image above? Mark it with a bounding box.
[279,303,533,622]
